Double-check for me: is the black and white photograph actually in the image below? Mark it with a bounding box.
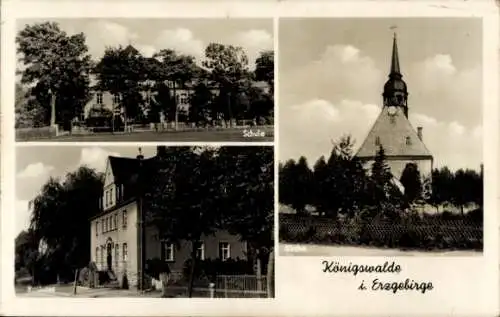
[278,18,484,257]
[15,145,274,298]
[15,18,274,142]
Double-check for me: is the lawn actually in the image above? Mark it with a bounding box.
[17,127,274,142]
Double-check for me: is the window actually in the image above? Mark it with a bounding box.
[123,210,127,229]
[115,244,119,267]
[105,191,108,207]
[123,243,128,262]
[100,246,104,267]
[196,242,205,260]
[104,218,108,232]
[405,136,411,145]
[179,93,189,105]
[114,214,118,230]
[113,94,120,104]
[163,242,175,261]
[96,93,103,104]
[110,188,114,206]
[101,219,104,233]
[95,247,99,263]
[375,136,381,146]
[219,242,230,261]
[95,221,99,236]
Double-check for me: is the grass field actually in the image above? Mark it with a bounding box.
[279,243,482,257]
[18,128,274,142]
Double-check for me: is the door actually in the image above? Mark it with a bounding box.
[107,243,112,271]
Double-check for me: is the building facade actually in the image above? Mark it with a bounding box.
[79,44,270,124]
[355,34,434,190]
[89,146,247,288]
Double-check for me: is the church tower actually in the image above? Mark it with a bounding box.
[383,33,408,118]
[355,33,433,188]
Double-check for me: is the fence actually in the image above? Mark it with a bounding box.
[279,213,483,250]
[214,275,268,298]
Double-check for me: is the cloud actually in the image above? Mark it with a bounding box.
[155,28,205,61]
[408,54,481,126]
[231,29,273,69]
[84,20,139,59]
[78,147,121,173]
[17,162,54,179]
[280,99,482,172]
[281,44,384,107]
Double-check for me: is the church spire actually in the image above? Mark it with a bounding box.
[390,32,401,77]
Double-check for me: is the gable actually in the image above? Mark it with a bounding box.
[103,158,114,187]
[356,106,432,159]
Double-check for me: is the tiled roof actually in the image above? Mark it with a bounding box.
[355,106,432,159]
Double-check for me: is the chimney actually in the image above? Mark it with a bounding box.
[417,127,423,141]
[157,146,167,157]
[137,147,144,160]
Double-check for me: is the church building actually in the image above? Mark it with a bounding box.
[355,34,433,190]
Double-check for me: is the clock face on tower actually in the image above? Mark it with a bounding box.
[387,106,397,116]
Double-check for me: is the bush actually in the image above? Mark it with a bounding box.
[145,258,171,280]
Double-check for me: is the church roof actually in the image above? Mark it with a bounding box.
[355,106,433,159]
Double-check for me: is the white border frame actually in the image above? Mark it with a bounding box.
[2,1,499,316]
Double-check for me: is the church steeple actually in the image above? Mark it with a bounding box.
[390,33,401,77]
[383,32,409,118]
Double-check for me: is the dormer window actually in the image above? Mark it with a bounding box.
[96,92,103,105]
[405,136,411,145]
[375,136,381,146]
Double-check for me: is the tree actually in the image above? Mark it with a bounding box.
[312,156,329,216]
[189,82,213,125]
[370,145,393,203]
[427,167,453,212]
[94,45,147,127]
[29,167,103,282]
[217,147,274,283]
[152,49,199,129]
[400,163,422,203]
[451,168,481,216]
[279,159,296,208]
[143,147,220,297]
[15,229,39,284]
[203,43,251,126]
[16,22,92,130]
[279,157,313,214]
[254,51,274,95]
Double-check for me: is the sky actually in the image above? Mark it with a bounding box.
[15,146,172,235]
[279,18,483,172]
[16,18,273,70]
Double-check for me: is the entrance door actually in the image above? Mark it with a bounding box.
[107,243,112,271]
